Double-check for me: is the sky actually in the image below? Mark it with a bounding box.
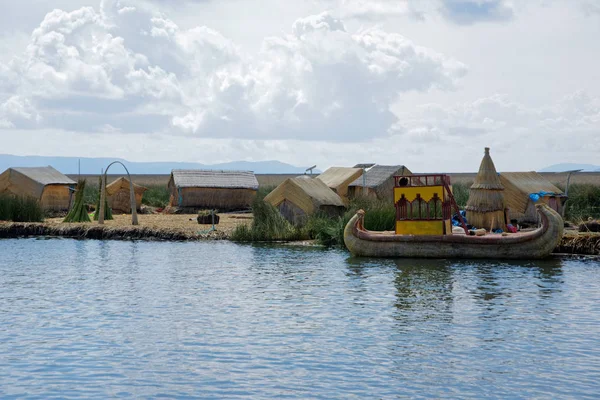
[0,0,599,172]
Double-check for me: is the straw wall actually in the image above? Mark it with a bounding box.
[40,184,72,211]
[511,197,563,224]
[277,199,309,226]
[177,187,256,210]
[466,210,507,231]
[108,189,144,213]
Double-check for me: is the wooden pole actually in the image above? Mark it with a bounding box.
[99,170,106,225]
[129,179,139,225]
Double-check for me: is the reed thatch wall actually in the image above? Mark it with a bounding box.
[171,187,256,210]
[264,177,346,225]
[106,177,147,213]
[40,184,73,211]
[499,172,565,223]
[465,148,506,230]
[0,167,75,211]
[168,169,259,210]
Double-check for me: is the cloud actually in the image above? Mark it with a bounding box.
[319,0,515,23]
[582,1,600,16]
[330,0,426,20]
[0,96,42,129]
[394,91,600,154]
[0,2,466,141]
[439,0,514,24]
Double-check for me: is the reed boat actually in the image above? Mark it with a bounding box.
[344,203,564,259]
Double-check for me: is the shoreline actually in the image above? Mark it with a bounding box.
[1,221,599,255]
[0,221,225,241]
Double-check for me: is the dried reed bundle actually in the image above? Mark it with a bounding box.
[63,180,91,223]
[466,147,506,230]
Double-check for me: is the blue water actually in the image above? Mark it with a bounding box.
[1,239,599,399]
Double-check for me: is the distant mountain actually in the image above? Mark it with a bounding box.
[0,154,318,175]
[538,163,600,173]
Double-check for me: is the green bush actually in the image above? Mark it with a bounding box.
[304,198,396,247]
[451,181,472,208]
[564,183,600,221]
[231,187,302,242]
[142,185,170,208]
[82,181,99,206]
[0,193,44,222]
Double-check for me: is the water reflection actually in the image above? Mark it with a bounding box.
[1,240,599,399]
[392,259,455,325]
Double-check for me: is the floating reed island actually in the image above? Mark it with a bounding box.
[1,217,599,255]
[0,213,250,241]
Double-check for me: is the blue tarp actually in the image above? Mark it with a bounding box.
[452,210,468,226]
[529,191,557,202]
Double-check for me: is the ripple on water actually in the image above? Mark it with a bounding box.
[0,239,599,398]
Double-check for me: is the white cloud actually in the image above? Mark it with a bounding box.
[393,91,600,161]
[0,0,598,171]
[0,96,42,128]
[439,0,514,24]
[318,0,516,23]
[0,3,466,141]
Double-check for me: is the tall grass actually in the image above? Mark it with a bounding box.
[564,183,600,221]
[305,198,396,247]
[231,187,303,242]
[142,185,170,208]
[451,181,471,208]
[0,193,44,222]
[82,181,99,206]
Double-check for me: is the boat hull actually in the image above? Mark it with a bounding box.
[344,204,564,259]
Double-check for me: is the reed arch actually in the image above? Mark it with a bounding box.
[98,161,138,225]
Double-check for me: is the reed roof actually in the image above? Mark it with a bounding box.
[316,167,363,191]
[106,177,148,196]
[499,171,564,214]
[0,166,75,200]
[170,169,259,190]
[470,147,504,190]
[348,165,411,188]
[466,147,505,212]
[264,177,345,215]
[10,166,75,186]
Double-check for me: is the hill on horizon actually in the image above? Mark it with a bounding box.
[0,154,319,175]
[538,163,600,173]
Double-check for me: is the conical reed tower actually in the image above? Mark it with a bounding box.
[465,147,506,231]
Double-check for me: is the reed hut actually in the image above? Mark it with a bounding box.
[0,166,75,211]
[316,167,363,203]
[499,172,566,223]
[465,148,507,231]
[348,165,412,200]
[264,176,346,225]
[168,169,258,211]
[106,177,147,214]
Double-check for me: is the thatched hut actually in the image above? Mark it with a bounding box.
[264,176,346,225]
[316,167,363,203]
[465,148,506,231]
[106,177,147,214]
[168,169,258,211]
[0,166,75,211]
[348,165,412,200]
[499,172,566,223]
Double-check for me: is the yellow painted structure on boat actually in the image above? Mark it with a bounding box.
[394,181,454,235]
[394,185,445,203]
[395,220,452,235]
[395,220,443,235]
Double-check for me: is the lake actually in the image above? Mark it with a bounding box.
[1,239,599,398]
